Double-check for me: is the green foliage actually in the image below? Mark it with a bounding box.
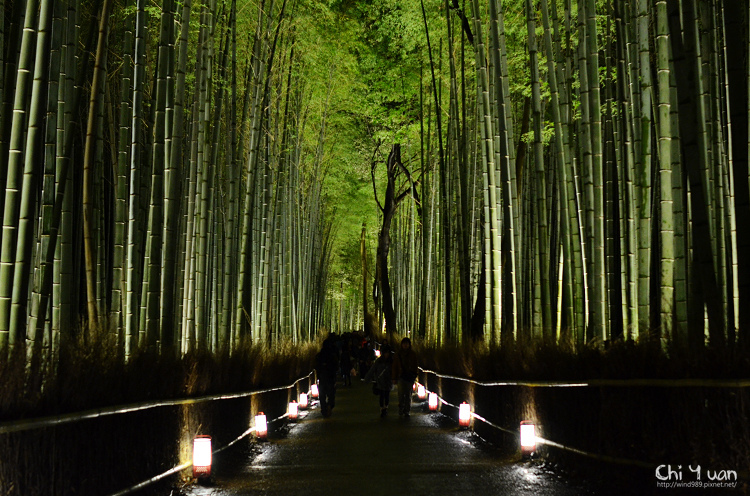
[520,120,555,145]
[288,0,444,301]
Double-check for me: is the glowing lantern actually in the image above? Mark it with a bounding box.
[520,421,536,455]
[255,412,268,439]
[192,435,212,478]
[417,384,426,400]
[288,401,299,420]
[412,382,417,392]
[458,402,471,427]
[299,392,309,409]
[311,383,319,399]
[428,392,439,411]
[374,349,381,358]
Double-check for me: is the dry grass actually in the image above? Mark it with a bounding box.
[0,328,317,421]
[0,328,320,495]
[416,339,750,381]
[416,338,750,476]
[2,329,747,494]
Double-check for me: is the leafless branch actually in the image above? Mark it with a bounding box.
[370,141,384,213]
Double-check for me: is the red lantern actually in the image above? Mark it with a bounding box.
[192,435,212,478]
[255,413,268,439]
[428,392,439,411]
[520,421,536,456]
[288,401,299,420]
[458,402,471,427]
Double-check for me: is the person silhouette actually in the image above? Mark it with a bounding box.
[315,335,339,417]
[392,337,418,417]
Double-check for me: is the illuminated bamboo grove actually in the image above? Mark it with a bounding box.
[0,0,747,365]
[378,0,748,350]
[0,0,334,363]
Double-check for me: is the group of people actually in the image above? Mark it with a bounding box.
[363,337,418,417]
[314,333,419,419]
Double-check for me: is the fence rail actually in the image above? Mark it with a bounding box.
[105,371,315,496]
[0,372,314,495]
[418,368,749,474]
[0,373,314,436]
[419,368,750,388]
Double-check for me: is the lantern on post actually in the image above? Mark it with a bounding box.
[192,435,212,479]
[311,383,319,399]
[458,402,471,428]
[520,421,536,456]
[299,392,309,409]
[417,384,426,400]
[255,412,268,439]
[288,401,299,420]
[428,392,439,411]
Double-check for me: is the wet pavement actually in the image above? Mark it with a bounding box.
[178,381,608,495]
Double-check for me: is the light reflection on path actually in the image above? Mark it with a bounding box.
[179,382,599,496]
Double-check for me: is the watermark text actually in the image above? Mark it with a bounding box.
[655,465,739,490]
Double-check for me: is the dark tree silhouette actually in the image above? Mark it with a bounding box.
[372,144,419,339]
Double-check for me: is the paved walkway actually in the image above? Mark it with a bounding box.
[186,380,603,496]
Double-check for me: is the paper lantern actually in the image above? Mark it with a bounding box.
[374,349,381,358]
[458,402,471,427]
[192,435,212,478]
[288,401,299,420]
[255,413,268,439]
[417,384,426,400]
[299,392,309,409]
[311,384,319,399]
[520,421,536,455]
[428,392,439,411]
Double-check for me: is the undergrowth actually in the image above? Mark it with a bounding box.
[0,328,319,421]
[415,339,750,381]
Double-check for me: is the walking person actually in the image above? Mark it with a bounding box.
[315,335,339,418]
[358,339,374,379]
[363,344,393,417]
[340,342,353,386]
[392,337,418,417]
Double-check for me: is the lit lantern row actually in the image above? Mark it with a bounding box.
[419,387,537,456]
[193,386,316,478]
[288,390,311,420]
[257,387,313,441]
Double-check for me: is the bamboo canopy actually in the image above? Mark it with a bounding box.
[0,0,746,366]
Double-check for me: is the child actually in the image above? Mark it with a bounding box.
[364,344,393,417]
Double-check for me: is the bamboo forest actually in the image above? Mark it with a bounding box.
[0,0,747,366]
[0,0,748,493]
